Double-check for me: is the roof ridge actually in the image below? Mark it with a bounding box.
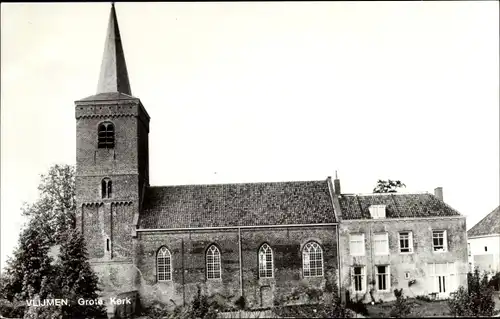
[148,179,328,188]
[342,192,430,196]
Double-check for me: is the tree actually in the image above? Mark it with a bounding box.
[373,179,406,193]
[57,229,105,318]
[1,164,104,318]
[1,165,76,301]
[2,164,75,303]
[448,268,495,317]
[21,164,76,245]
[3,220,54,301]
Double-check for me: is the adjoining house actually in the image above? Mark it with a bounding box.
[467,206,500,276]
[332,181,468,302]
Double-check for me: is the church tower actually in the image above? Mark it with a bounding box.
[74,3,149,282]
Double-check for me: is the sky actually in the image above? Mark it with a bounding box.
[1,2,499,271]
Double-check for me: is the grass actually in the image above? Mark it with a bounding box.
[366,298,450,318]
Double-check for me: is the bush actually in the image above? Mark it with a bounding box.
[23,303,63,319]
[448,268,495,317]
[346,298,368,316]
[234,296,246,310]
[306,288,323,303]
[189,285,217,319]
[448,286,474,317]
[489,272,500,291]
[390,289,412,318]
[0,299,26,317]
[139,302,192,319]
[321,294,353,318]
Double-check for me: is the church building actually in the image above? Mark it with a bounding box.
[74,4,340,311]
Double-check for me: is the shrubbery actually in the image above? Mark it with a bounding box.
[489,271,500,291]
[0,299,26,318]
[322,294,353,318]
[346,295,368,316]
[390,288,412,318]
[448,268,495,317]
[190,285,218,319]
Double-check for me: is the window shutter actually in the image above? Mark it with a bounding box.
[448,262,456,292]
[350,267,354,290]
[387,266,391,290]
[444,231,448,251]
[409,232,414,251]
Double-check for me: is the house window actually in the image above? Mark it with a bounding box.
[428,262,456,295]
[353,266,365,292]
[258,243,273,278]
[374,233,389,255]
[303,241,323,277]
[432,230,447,252]
[350,234,365,256]
[485,246,488,252]
[157,247,172,282]
[399,231,413,253]
[101,178,112,198]
[376,265,390,291]
[206,245,221,280]
[98,122,115,149]
[369,205,386,219]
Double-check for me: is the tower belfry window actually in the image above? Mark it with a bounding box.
[98,122,115,148]
[101,178,112,198]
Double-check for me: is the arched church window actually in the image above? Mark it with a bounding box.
[302,241,324,277]
[98,122,115,149]
[206,245,221,280]
[101,178,112,199]
[157,247,172,281]
[258,243,274,278]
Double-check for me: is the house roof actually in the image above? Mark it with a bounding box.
[138,180,337,229]
[338,193,462,220]
[467,206,500,237]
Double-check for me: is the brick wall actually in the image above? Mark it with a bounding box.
[135,225,339,310]
[75,99,150,294]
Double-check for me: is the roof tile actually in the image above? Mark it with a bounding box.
[139,180,337,229]
[339,193,461,219]
[467,206,500,237]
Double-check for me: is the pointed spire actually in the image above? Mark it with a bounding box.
[97,3,132,95]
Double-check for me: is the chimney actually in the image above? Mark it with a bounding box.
[334,171,341,195]
[434,187,443,201]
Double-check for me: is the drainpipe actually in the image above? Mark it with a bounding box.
[238,227,243,298]
[335,224,342,300]
[182,238,185,306]
[369,224,375,302]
